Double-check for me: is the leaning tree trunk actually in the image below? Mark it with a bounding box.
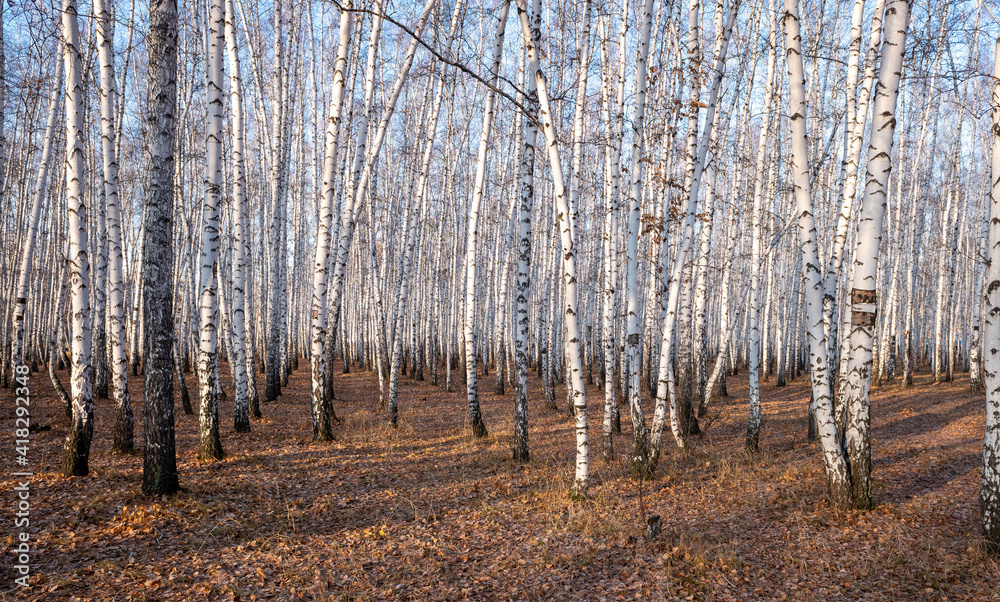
[142,0,180,496]
[702,40,757,413]
[782,0,852,508]
[324,0,382,398]
[649,0,739,471]
[11,48,62,386]
[516,0,589,496]
[825,0,885,391]
[323,0,435,402]
[840,0,910,510]
[61,0,95,478]
[388,0,465,428]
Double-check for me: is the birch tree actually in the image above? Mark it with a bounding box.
[195,0,227,461]
[225,0,250,433]
[95,0,133,453]
[61,0,94,478]
[840,0,910,510]
[322,0,437,412]
[11,47,62,385]
[463,0,509,439]
[515,0,589,495]
[309,0,353,441]
[513,0,542,462]
[623,0,657,476]
[745,0,778,454]
[981,29,1000,559]
[781,0,852,506]
[3,0,995,536]
[142,0,180,495]
[388,0,466,429]
[654,0,739,464]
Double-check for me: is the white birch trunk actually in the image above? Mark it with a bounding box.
[225,0,250,432]
[61,0,94,477]
[324,0,436,393]
[623,0,656,476]
[514,22,540,462]
[782,0,852,507]
[516,0,589,495]
[744,0,777,454]
[95,0,133,452]
[598,14,620,459]
[463,0,509,438]
[840,0,910,510]
[982,32,1000,556]
[971,206,987,392]
[11,48,62,382]
[308,1,353,441]
[196,0,226,461]
[648,0,739,469]
[934,187,956,382]
[825,0,885,379]
[389,0,466,427]
[264,4,286,403]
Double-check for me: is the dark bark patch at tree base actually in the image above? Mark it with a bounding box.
[471,416,489,438]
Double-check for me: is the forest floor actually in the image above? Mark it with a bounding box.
[2,359,999,601]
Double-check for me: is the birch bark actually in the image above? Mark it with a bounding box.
[324,0,436,399]
[971,206,987,391]
[649,0,740,470]
[196,0,226,461]
[825,0,885,385]
[515,0,590,495]
[463,0,509,438]
[142,0,180,495]
[389,0,466,428]
[11,49,62,384]
[623,0,657,476]
[264,3,287,404]
[983,32,1000,557]
[61,0,94,478]
[782,0,852,506]
[745,0,777,453]
[840,0,910,510]
[514,6,541,462]
[308,0,353,440]
[95,0,133,452]
[224,0,250,432]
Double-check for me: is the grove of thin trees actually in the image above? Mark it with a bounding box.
[6,0,1000,556]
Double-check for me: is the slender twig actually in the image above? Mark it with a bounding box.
[324,0,545,130]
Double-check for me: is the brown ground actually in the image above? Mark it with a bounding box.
[2,359,999,601]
